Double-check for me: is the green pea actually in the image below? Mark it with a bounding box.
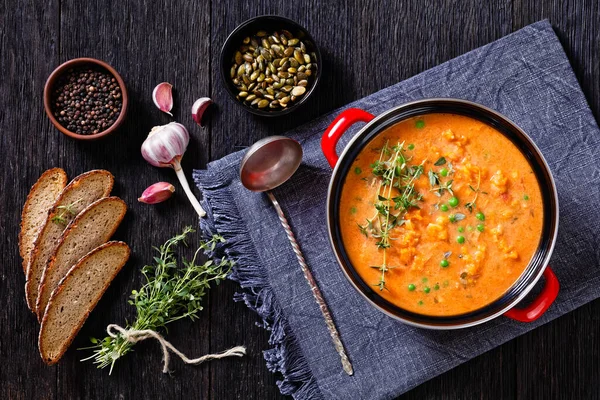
[424,287,431,294]
[476,212,485,221]
[440,204,449,212]
[408,143,415,150]
[408,283,416,291]
[421,277,428,283]
[354,166,362,175]
[477,224,485,232]
[418,300,424,305]
[524,194,530,201]
[415,120,425,129]
[440,168,449,177]
[440,259,449,268]
[434,284,440,290]
[448,214,456,223]
[457,235,465,244]
[448,196,459,207]
[458,226,465,233]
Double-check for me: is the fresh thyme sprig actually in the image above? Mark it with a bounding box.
[465,168,482,212]
[51,199,83,225]
[358,141,424,291]
[81,227,232,374]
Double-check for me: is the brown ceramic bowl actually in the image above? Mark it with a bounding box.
[43,58,128,140]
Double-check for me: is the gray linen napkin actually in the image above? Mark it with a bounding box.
[194,20,600,399]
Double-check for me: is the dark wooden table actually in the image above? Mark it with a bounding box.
[2,1,599,398]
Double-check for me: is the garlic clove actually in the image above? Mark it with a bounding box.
[138,182,175,204]
[152,82,174,116]
[191,97,213,126]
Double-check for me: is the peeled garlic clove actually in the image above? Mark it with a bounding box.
[191,97,213,126]
[152,82,174,116]
[138,182,175,204]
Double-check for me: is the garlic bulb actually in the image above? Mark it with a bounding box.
[141,122,206,217]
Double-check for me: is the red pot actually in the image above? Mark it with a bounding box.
[321,99,559,329]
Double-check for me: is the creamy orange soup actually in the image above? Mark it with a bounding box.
[339,113,543,316]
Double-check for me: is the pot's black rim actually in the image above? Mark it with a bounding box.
[326,98,559,329]
[219,15,322,117]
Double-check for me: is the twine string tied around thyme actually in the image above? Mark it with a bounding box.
[107,324,246,373]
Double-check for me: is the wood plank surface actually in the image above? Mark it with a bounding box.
[0,0,598,399]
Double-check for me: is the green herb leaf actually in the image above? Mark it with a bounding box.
[434,157,446,166]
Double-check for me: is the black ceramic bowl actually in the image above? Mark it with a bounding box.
[220,15,322,117]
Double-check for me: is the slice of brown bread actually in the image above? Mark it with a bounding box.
[25,170,114,314]
[39,241,130,365]
[36,196,127,319]
[19,168,68,274]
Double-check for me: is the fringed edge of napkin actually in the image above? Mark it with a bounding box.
[193,168,323,400]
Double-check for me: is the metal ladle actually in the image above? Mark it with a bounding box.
[239,136,353,376]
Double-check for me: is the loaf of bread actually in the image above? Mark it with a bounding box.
[36,196,126,319]
[25,170,114,314]
[19,168,68,274]
[38,241,130,365]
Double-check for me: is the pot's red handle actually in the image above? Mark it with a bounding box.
[504,267,559,323]
[321,108,375,168]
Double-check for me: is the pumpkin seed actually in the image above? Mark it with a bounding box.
[284,47,294,57]
[291,86,306,96]
[230,29,317,111]
[294,50,305,64]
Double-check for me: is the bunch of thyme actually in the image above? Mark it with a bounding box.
[81,226,232,374]
[357,141,424,290]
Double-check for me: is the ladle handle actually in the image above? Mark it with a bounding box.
[267,191,353,376]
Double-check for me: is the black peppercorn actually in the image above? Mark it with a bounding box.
[51,65,122,135]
